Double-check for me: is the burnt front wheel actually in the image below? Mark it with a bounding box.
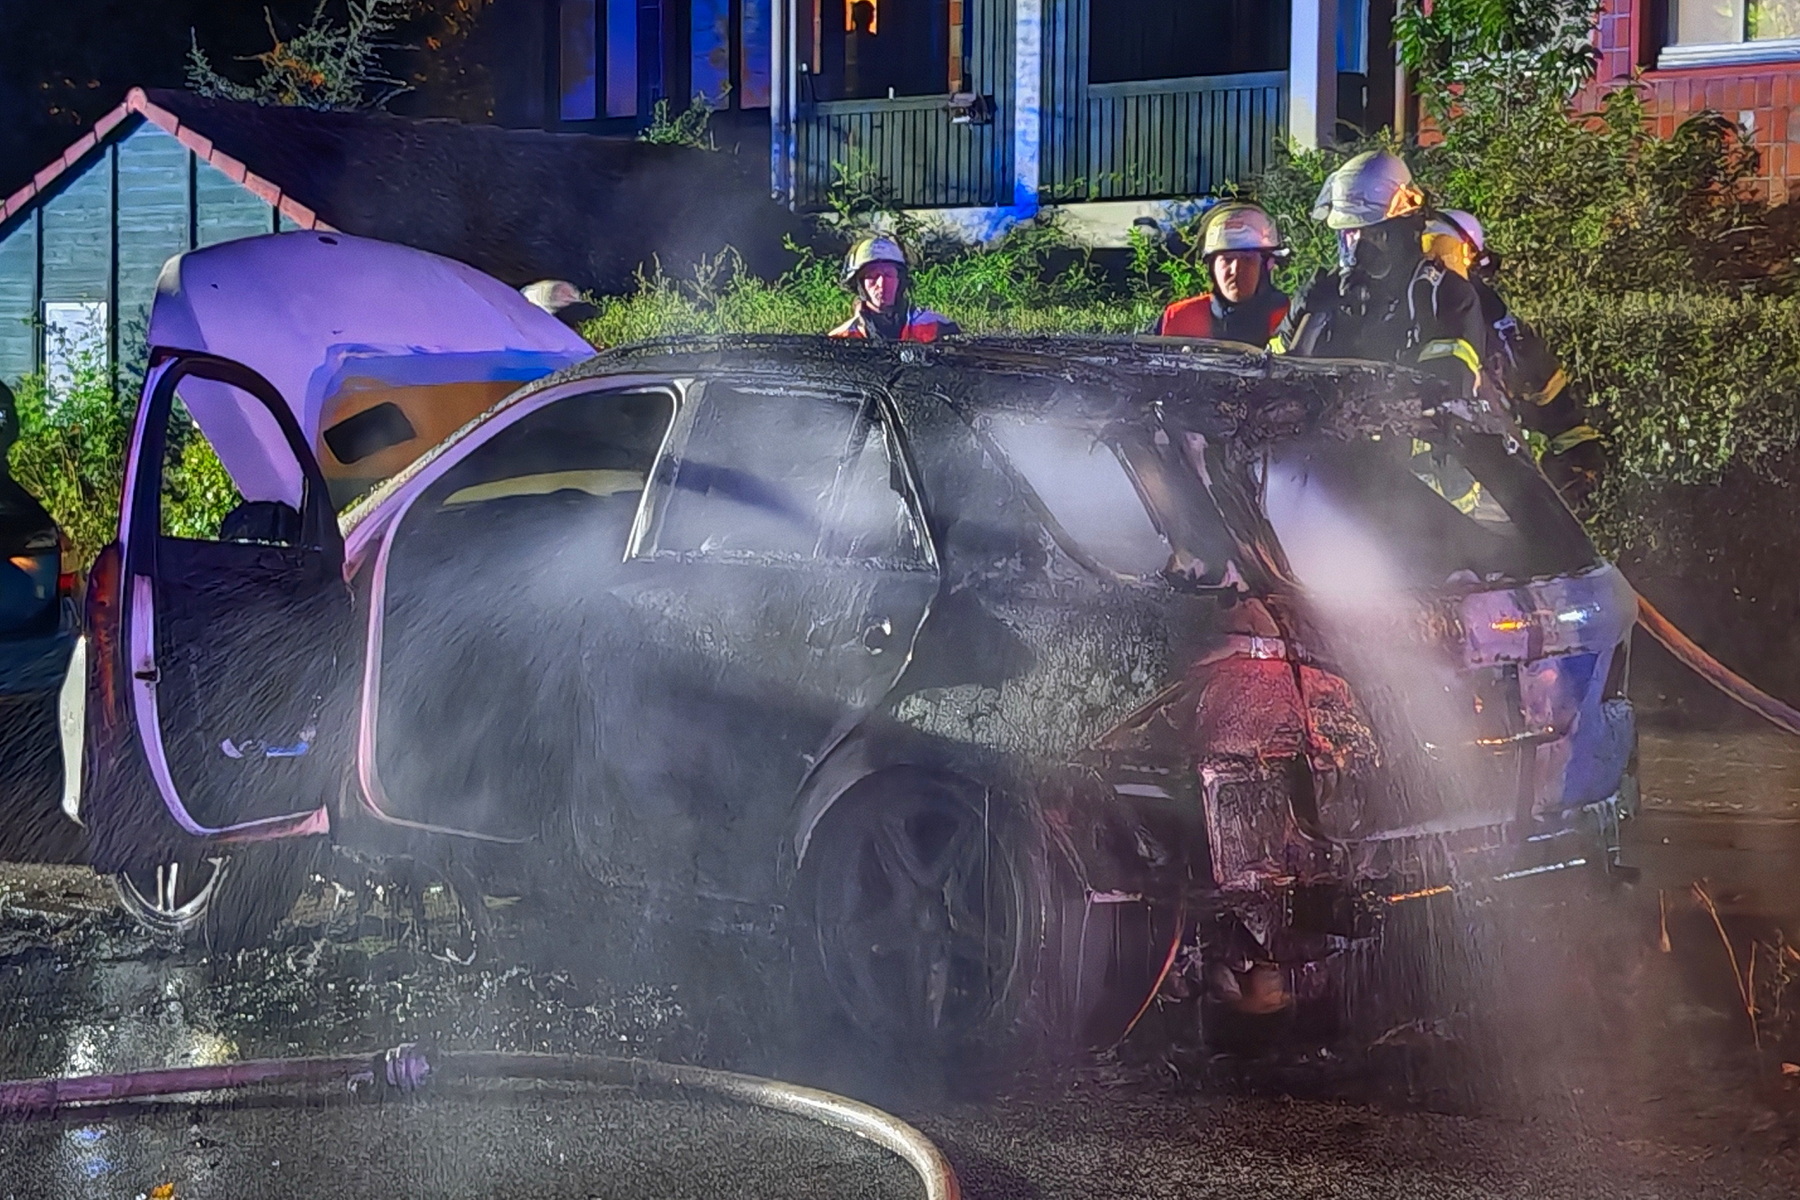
[795,773,1043,1062]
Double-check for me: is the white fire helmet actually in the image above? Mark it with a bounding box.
[1426,209,1486,251]
[1200,202,1285,258]
[1311,149,1424,230]
[521,279,585,312]
[841,235,910,289]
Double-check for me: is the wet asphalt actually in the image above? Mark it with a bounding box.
[0,726,1797,1198]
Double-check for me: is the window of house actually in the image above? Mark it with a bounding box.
[1088,0,1287,86]
[560,0,639,121]
[804,0,955,101]
[686,0,774,111]
[41,302,108,404]
[1662,0,1800,65]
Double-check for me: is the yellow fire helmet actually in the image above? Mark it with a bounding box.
[1423,210,1489,278]
[1429,209,1486,251]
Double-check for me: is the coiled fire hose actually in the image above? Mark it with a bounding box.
[1637,595,1800,737]
[0,1045,961,1200]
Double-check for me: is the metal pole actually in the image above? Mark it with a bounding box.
[771,0,794,206]
[1288,0,1338,149]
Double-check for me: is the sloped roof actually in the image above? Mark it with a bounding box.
[2,88,807,294]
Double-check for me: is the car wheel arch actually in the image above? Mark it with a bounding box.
[784,723,1022,889]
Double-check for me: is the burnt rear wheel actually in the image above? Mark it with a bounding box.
[796,773,1043,1060]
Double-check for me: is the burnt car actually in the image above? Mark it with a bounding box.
[50,234,1636,1058]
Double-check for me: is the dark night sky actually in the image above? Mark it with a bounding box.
[0,1,494,200]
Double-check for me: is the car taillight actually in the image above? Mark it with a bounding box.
[6,552,57,600]
[57,533,76,599]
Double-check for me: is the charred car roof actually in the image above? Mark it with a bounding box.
[570,334,1505,447]
[342,334,1505,535]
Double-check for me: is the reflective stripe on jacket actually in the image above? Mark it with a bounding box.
[828,307,960,342]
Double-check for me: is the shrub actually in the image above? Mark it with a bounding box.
[638,94,720,149]
[1524,292,1800,551]
[187,0,411,110]
[6,333,237,564]
[8,340,132,563]
[583,222,1158,345]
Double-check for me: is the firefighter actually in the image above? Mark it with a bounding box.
[828,235,960,342]
[1271,150,1488,400]
[1423,210,1603,503]
[1150,202,1290,346]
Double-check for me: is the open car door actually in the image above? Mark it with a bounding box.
[80,351,354,877]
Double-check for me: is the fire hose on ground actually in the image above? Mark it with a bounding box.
[1636,595,1800,737]
[0,1045,961,1200]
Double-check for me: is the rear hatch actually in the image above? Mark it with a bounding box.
[1257,429,1634,841]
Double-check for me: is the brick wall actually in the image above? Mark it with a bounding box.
[1585,0,1800,200]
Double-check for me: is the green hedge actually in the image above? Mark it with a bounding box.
[1524,292,1800,551]
[583,237,1160,347]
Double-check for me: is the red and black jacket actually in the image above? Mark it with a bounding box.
[1153,288,1290,347]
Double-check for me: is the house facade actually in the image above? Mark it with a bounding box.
[1590,0,1800,199]
[544,0,1393,239]
[2,2,1387,384]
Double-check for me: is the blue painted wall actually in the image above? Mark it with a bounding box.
[0,119,282,385]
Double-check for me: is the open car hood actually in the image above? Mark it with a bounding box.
[145,232,593,448]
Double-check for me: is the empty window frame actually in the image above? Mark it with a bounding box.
[1088,0,1288,86]
[635,381,930,569]
[804,0,957,101]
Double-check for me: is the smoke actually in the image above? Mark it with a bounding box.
[1257,431,1641,1113]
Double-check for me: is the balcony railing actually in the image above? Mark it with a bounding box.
[1041,70,1289,203]
[793,93,1009,210]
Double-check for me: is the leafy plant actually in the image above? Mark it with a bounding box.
[638,94,721,148]
[1394,0,1601,110]
[8,333,133,563]
[186,0,411,110]
[582,220,1150,347]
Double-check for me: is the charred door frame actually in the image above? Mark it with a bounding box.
[119,351,341,842]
